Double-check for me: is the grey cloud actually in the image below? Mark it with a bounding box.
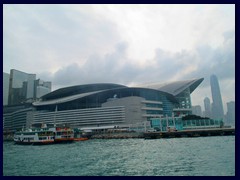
[3,5,120,73]
[51,42,130,86]
[181,29,235,87]
[38,30,234,95]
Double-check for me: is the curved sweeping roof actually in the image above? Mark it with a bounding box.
[41,83,127,101]
[33,78,203,107]
[33,86,178,106]
[33,90,105,106]
[143,78,204,96]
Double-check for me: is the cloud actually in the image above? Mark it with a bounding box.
[3,5,235,112]
[44,29,234,93]
[3,4,121,74]
[88,4,235,61]
[37,28,234,115]
[182,29,235,87]
[48,42,125,85]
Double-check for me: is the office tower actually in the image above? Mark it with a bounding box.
[192,105,202,116]
[8,69,36,105]
[34,79,52,99]
[3,72,10,105]
[8,69,52,105]
[204,97,211,118]
[226,101,235,126]
[210,74,224,120]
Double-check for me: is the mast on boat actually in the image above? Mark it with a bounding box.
[54,104,58,127]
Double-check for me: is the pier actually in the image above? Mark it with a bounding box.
[4,128,235,141]
[144,128,235,139]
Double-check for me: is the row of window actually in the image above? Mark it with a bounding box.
[183,119,220,126]
[151,118,222,130]
[56,131,73,135]
[145,103,162,108]
[39,136,54,140]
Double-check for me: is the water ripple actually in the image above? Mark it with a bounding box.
[3,136,235,176]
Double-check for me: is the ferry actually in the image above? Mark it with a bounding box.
[14,124,75,145]
[14,127,55,145]
[54,127,74,143]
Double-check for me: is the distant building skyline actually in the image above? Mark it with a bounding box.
[192,74,234,123]
[5,69,52,105]
[210,74,224,120]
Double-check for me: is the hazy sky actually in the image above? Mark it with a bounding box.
[3,4,235,113]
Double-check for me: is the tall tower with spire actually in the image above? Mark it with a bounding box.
[210,74,224,120]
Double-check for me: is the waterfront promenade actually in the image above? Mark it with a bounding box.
[3,128,235,141]
[144,128,235,139]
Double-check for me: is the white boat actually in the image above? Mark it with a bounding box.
[14,124,74,145]
[14,127,55,145]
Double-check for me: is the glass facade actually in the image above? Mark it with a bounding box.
[7,70,51,105]
[151,117,183,131]
[145,103,162,108]
[36,87,175,117]
[8,69,36,105]
[175,88,192,109]
[150,117,223,131]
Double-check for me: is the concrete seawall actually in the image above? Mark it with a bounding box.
[144,128,235,139]
[91,132,144,139]
[3,128,235,141]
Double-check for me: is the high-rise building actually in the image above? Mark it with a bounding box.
[8,69,36,105]
[204,97,211,118]
[226,101,235,126]
[7,69,51,105]
[192,105,202,116]
[210,74,224,120]
[3,72,10,105]
[34,79,52,100]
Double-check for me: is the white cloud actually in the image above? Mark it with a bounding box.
[84,4,235,63]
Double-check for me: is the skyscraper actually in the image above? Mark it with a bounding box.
[210,74,224,120]
[7,69,52,105]
[34,79,52,99]
[192,105,202,116]
[8,69,36,105]
[204,97,211,118]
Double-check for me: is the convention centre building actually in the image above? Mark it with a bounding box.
[3,78,204,131]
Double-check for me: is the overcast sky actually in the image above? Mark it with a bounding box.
[3,4,235,113]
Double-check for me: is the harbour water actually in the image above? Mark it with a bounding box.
[3,136,235,176]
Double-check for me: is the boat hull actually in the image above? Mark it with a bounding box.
[74,137,88,141]
[14,140,55,145]
[54,138,75,143]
